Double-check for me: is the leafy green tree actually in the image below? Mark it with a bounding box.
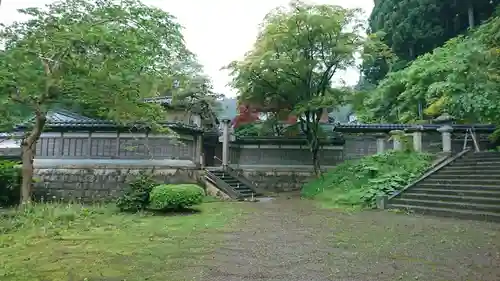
[359,31,399,87]
[365,0,499,85]
[0,0,195,203]
[227,0,362,176]
[358,14,500,125]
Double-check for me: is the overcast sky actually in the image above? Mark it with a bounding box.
[0,0,374,97]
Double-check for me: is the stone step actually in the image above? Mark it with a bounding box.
[469,152,500,156]
[205,169,259,198]
[390,198,500,213]
[459,156,500,161]
[408,188,500,197]
[231,184,250,190]
[399,193,500,205]
[438,166,500,173]
[435,169,500,176]
[221,178,239,183]
[416,183,500,191]
[449,161,500,167]
[238,189,254,194]
[211,175,232,179]
[388,204,500,222]
[205,167,224,171]
[430,174,500,180]
[423,178,500,186]
[211,172,229,177]
[456,159,500,165]
[207,176,236,183]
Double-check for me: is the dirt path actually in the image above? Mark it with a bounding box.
[199,198,500,281]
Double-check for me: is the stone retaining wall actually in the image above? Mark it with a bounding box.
[32,160,200,202]
[231,166,331,193]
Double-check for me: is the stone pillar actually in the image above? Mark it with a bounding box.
[376,195,388,209]
[221,119,231,167]
[412,131,423,152]
[196,134,203,167]
[192,114,202,127]
[389,130,403,151]
[375,133,386,154]
[433,112,455,154]
[437,125,453,153]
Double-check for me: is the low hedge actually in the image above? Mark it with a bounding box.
[0,160,21,207]
[149,184,204,211]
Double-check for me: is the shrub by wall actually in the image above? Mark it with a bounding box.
[149,184,204,211]
[301,151,432,209]
[116,172,157,212]
[0,160,21,207]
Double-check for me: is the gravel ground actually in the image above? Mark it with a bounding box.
[199,197,500,281]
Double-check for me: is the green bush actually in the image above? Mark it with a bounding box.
[234,123,260,137]
[302,151,432,208]
[0,160,21,207]
[149,184,204,211]
[116,173,157,212]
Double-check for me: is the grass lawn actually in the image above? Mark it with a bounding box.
[2,198,499,281]
[0,202,248,281]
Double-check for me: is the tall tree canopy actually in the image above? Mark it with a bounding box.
[356,14,500,125]
[227,0,362,175]
[364,0,499,85]
[0,0,198,202]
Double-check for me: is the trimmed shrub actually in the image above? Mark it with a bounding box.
[116,172,157,212]
[0,160,21,207]
[149,184,204,211]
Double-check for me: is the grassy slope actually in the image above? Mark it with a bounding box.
[302,151,432,209]
[0,202,247,281]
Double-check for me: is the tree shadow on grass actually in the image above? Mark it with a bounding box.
[148,207,202,217]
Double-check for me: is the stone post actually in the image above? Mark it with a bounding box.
[221,119,231,167]
[434,113,455,154]
[196,134,203,167]
[412,130,423,152]
[375,133,386,154]
[437,125,453,153]
[376,195,389,210]
[389,130,403,151]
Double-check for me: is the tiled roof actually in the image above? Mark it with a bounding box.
[322,123,496,132]
[14,109,203,132]
[45,110,113,127]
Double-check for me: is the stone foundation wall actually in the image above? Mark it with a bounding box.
[32,161,201,202]
[232,166,328,193]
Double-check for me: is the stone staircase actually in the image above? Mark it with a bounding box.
[389,151,500,222]
[205,167,260,199]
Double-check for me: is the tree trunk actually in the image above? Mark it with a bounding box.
[468,4,475,28]
[20,113,46,204]
[311,140,321,178]
[300,111,322,178]
[408,45,415,59]
[20,142,34,204]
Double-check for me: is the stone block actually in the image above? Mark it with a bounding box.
[376,195,389,209]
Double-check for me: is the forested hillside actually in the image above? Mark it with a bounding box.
[357,0,500,125]
[363,0,499,86]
